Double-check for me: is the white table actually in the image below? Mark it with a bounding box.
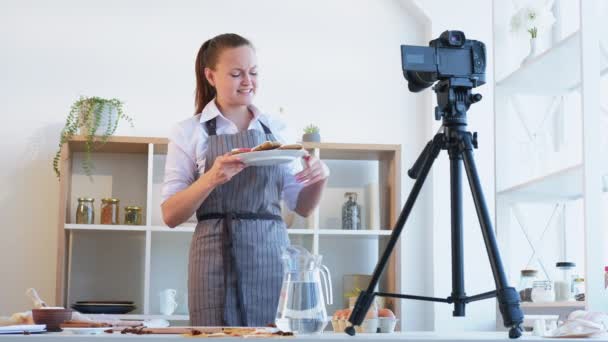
[0,332,606,341]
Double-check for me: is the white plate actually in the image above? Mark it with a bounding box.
[62,327,109,335]
[238,149,306,166]
[0,325,46,334]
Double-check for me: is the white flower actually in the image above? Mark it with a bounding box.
[510,0,556,38]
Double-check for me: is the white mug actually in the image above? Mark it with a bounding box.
[533,319,547,336]
[160,289,178,315]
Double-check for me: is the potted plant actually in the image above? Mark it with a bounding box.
[302,124,321,142]
[53,96,133,178]
[509,2,555,66]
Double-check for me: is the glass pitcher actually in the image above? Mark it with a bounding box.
[275,245,333,334]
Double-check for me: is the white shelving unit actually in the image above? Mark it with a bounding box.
[497,164,608,202]
[520,301,585,309]
[55,137,401,323]
[493,0,607,320]
[496,31,608,95]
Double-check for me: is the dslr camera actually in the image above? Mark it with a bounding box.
[401,30,486,93]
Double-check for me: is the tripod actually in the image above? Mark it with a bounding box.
[345,78,524,338]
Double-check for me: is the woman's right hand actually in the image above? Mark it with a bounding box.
[207,153,246,186]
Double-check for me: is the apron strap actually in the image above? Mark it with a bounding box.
[259,121,273,135]
[205,118,217,136]
[204,117,274,137]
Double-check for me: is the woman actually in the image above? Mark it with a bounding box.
[161,33,329,327]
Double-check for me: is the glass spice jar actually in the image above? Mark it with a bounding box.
[573,277,585,298]
[100,198,120,225]
[75,197,95,224]
[531,280,555,303]
[124,206,143,225]
[555,262,576,301]
[342,192,361,230]
[518,269,538,302]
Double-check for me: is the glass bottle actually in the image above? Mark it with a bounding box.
[100,198,120,225]
[518,269,538,302]
[341,192,361,230]
[573,277,585,300]
[555,262,575,301]
[124,206,143,225]
[75,197,95,224]
[531,280,555,303]
[604,266,608,289]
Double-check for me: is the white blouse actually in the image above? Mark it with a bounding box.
[161,100,304,211]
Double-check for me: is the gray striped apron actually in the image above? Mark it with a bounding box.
[188,117,290,327]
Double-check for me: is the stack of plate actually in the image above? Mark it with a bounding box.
[71,301,136,314]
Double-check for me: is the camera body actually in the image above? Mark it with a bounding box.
[401,30,486,93]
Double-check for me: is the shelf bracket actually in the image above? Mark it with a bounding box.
[511,203,561,281]
[510,95,564,152]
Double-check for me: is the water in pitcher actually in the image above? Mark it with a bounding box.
[275,281,327,334]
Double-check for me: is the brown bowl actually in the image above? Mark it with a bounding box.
[32,308,73,332]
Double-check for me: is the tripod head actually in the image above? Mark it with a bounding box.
[433,77,483,125]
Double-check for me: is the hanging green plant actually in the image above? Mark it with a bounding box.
[53,96,133,178]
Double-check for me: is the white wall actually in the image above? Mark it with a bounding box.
[0,0,498,331]
[0,0,432,325]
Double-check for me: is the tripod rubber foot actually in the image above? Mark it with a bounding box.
[508,325,522,339]
[344,326,356,336]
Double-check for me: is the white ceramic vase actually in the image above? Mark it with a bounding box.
[521,37,538,66]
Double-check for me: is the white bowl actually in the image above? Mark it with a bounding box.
[378,317,398,333]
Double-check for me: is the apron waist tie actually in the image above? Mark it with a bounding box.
[197,212,282,326]
[197,212,283,222]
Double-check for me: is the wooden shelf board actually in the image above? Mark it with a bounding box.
[520,301,586,308]
[317,229,392,236]
[286,228,314,235]
[303,142,400,160]
[65,224,195,232]
[497,164,608,202]
[65,224,149,232]
[68,136,167,154]
[66,224,317,235]
[496,31,608,95]
[151,141,401,159]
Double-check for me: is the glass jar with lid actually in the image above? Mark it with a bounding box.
[531,280,555,303]
[100,198,120,225]
[342,192,361,230]
[518,269,538,302]
[124,206,143,225]
[75,197,95,224]
[555,262,576,301]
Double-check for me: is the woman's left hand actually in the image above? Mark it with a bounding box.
[295,154,330,186]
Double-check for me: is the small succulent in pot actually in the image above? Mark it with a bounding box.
[302,124,321,143]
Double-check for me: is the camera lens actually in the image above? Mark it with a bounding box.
[405,70,436,92]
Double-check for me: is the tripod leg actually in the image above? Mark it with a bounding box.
[345,134,444,336]
[449,152,466,316]
[459,133,523,338]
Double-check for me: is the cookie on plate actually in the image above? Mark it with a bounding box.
[252,141,281,151]
[230,148,252,155]
[277,144,303,150]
